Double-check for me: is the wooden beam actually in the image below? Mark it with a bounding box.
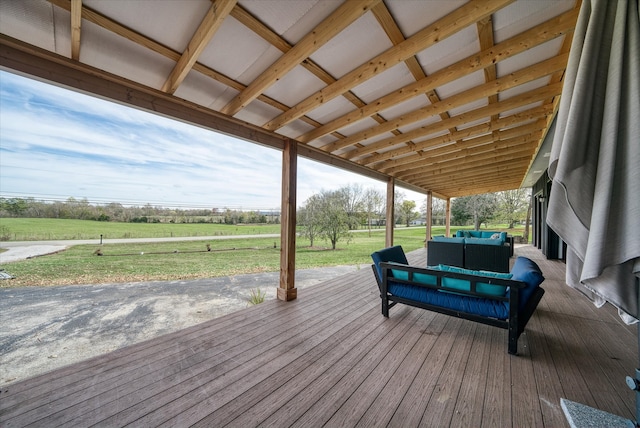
[438,181,523,198]
[445,198,451,237]
[412,160,531,189]
[297,7,578,144]
[278,139,297,301]
[386,178,395,247]
[222,0,380,116]
[327,54,566,157]
[360,104,553,167]
[70,0,81,61]
[425,191,432,245]
[394,138,539,182]
[162,0,237,94]
[48,0,344,134]
[401,149,536,185]
[0,35,288,149]
[382,121,546,175]
[371,2,458,141]
[342,83,562,160]
[263,0,514,131]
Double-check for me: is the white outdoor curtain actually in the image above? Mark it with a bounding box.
[547,0,640,323]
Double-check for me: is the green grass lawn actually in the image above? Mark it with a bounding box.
[1,224,526,287]
[0,218,283,241]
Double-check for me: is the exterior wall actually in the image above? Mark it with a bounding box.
[532,172,565,260]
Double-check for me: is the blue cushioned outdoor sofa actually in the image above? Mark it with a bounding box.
[371,246,545,355]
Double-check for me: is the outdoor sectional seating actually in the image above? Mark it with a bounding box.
[371,246,545,355]
[427,235,511,272]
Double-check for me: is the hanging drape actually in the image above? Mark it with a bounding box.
[547,0,640,323]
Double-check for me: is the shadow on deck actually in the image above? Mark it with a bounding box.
[0,246,636,427]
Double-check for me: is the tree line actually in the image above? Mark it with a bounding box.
[296,185,531,249]
[0,197,280,224]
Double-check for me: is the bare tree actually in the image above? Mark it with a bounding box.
[363,187,384,235]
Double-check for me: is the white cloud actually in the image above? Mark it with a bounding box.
[0,71,426,210]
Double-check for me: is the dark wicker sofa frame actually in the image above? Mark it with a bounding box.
[371,262,545,355]
[427,240,511,273]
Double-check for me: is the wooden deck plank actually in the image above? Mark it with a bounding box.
[91,279,374,426]
[481,326,512,427]
[324,311,440,427]
[419,320,477,426]
[288,308,428,428]
[1,246,637,428]
[353,314,450,428]
[509,328,545,427]
[449,323,491,426]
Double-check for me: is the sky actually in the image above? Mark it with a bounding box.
[0,70,426,211]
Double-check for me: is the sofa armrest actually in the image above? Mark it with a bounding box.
[464,243,511,272]
[427,240,464,268]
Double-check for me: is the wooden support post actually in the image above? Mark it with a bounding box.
[425,191,433,245]
[278,139,297,301]
[385,177,395,247]
[446,198,452,237]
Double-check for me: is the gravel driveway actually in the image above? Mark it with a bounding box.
[0,265,361,385]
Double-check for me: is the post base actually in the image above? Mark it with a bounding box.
[277,287,297,301]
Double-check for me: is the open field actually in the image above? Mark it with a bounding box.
[0,219,526,287]
[0,218,282,241]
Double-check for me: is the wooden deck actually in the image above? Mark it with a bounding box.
[0,246,636,427]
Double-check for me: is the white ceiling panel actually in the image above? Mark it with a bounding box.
[84,0,211,53]
[397,115,443,135]
[350,62,415,104]
[197,17,279,85]
[380,96,432,122]
[81,21,176,90]
[233,98,282,127]
[308,12,392,79]
[305,96,357,125]
[385,0,467,38]
[0,0,55,52]
[417,25,480,75]
[262,65,326,107]
[493,0,576,43]
[499,76,552,102]
[435,70,486,99]
[174,70,238,111]
[500,102,544,118]
[496,37,566,77]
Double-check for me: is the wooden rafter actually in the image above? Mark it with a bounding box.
[8,0,582,200]
[340,82,562,161]
[382,121,547,175]
[298,7,579,146]
[360,104,553,168]
[70,0,82,61]
[221,0,381,116]
[161,0,237,94]
[262,0,514,131]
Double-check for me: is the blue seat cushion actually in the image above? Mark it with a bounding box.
[388,280,509,319]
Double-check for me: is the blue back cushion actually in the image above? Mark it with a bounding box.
[432,236,465,243]
[509,256,545,307]
[465,237,504,246]
[371,246,408,282]
[432,265,511,296]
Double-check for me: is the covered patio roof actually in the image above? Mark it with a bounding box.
[0,0,579,198]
